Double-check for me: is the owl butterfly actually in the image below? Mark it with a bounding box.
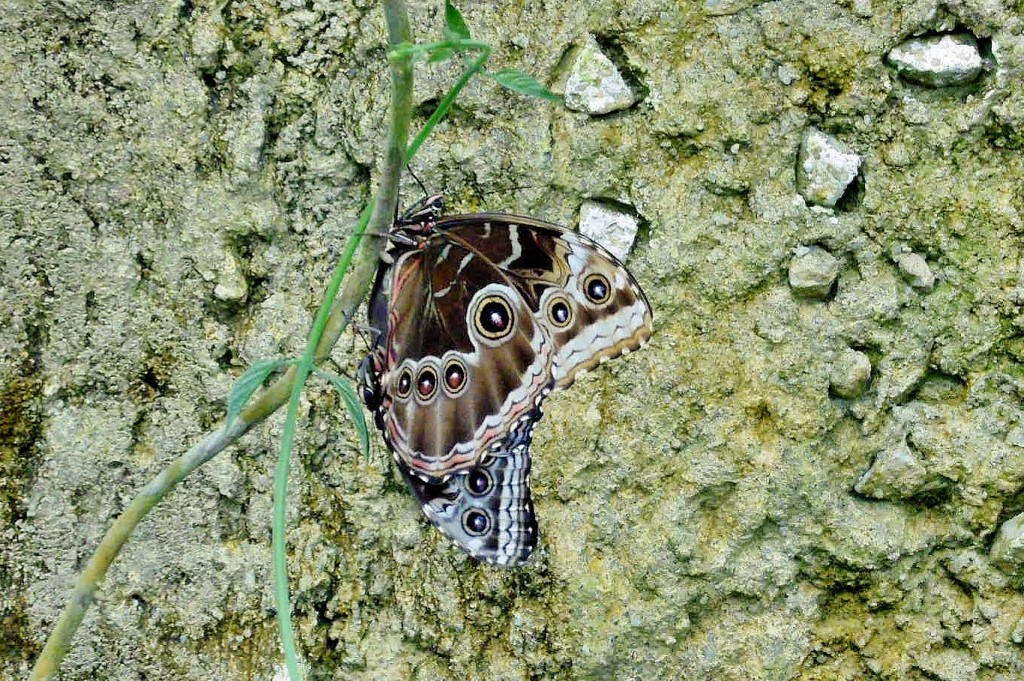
[359,197,653,566]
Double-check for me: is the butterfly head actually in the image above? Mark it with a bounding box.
[357,348,384,412]
[396,194,444,230]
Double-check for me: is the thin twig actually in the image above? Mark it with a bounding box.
[27,421,248,681]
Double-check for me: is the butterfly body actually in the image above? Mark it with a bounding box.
[361,204,652,565]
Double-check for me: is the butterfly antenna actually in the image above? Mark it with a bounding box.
[407,164,429,199]
[352,320,382,351]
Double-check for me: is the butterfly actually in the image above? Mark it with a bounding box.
[359,197,653,566]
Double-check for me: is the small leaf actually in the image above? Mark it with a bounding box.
[444,0,472,41]
[315,369,371,459]
[226,359,293,425]
[489,68,561,101]
[428,46,454,64]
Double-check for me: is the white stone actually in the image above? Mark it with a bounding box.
[704,0,760,16]
[897,252,935,291]
[1006,426,1024,449]
[851,0,872,18]
[1013,616,1024,644]
[564,38,636,116]
[203,454,245,500]
[777,63,799,85]
[214,252,249,301]
[578,201,639,261]
[854,441,929,499]
[190,10,225,71]
[886,34,983,87]
[991,512,1024,575]
[830,348,872,399]
[788,245,840,299]
[797,129,861,208]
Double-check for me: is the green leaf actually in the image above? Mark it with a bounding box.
[488,68,561,101]
[315,369,371,459]
[428,46,454,64]
[444,0,471,41]
[226,358,294,425]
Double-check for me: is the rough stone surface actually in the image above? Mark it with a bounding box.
[7,2,1024,680]
[578,201,640,260]
[789,245,840,299]
[830,348,872,398]
[887,33,984,87]
[853,441,929,499]
[563,37,637,115]
[797,129,862,208]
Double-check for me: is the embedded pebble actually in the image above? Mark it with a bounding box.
[886,33,983,88]
[851,0,872,17]
[1006,426,1024,449]
[214,252,249,302]
[896,251,935,291]
[853,441,929,499]
[830,348,872,398]
[578,201,639,260]
[797,129,861,208]
[703,0,761,16]
[226,76,272,178]
[788,245,840,299]
[883,141,913,167]
[564,38,637,116]
[990,511,1024,575]
[203,454,245,500]
[777,63,800,85]
[1013,616,1024,645]
[191,10,225,71]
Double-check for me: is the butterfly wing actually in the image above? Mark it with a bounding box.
[364,212,652,565]
[367,215,652,482]
[368,222,555,481]
[434,215,654,389]
[396,406,540,566]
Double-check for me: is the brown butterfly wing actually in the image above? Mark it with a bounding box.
[435,215,654,388]
[369,215,652,483]
[372,223,555,481]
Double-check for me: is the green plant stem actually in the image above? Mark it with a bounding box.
[275,1,412,679]
[26,419,249,681]
[406,46,490,163]
[273,203,373,681]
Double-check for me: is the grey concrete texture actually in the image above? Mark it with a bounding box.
[3,0,1024,679]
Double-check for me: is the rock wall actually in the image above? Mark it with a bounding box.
[3,1,1024,679]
